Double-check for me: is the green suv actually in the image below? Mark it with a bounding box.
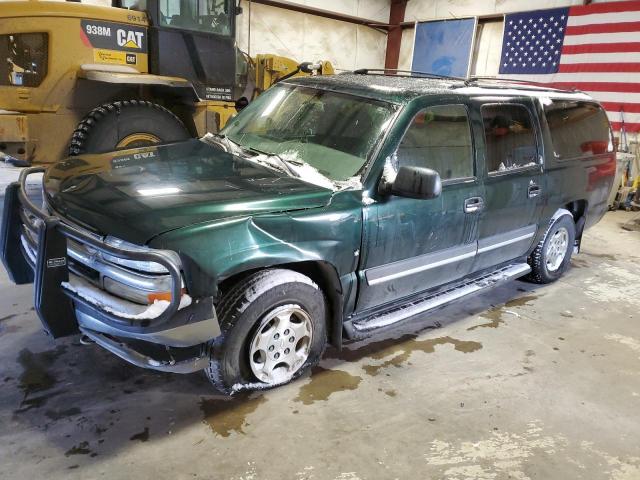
[1,71,615,393]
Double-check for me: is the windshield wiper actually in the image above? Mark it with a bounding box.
[245,146,301,178]
[200,132,241,154]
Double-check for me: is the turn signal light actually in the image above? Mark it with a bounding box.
[147,289,186,304]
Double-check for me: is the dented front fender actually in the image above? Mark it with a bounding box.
[149,190,364,300]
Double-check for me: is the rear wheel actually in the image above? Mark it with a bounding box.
[68,100,190,155]
[527,214,576,284]
[206,269,327,394]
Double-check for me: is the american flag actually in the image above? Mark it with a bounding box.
[498,1,640,133]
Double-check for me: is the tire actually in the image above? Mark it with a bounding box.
[206,269,328,394]
[68,100,190,155]
[526,214,576,284]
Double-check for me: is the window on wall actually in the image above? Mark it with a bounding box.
[481,104,537,173]
[543,100,612,159]
[470,18,504,77]
[159,0,232,36]
[396,105,474,180]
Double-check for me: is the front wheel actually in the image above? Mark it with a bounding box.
[206,269,327,394]
[527,214,576,284]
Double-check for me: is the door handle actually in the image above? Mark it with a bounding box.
[464,197,484,213]
[528,184,542,198]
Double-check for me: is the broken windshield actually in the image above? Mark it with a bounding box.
[221,84,397,182]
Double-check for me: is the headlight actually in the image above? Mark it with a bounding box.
[102,236,178,274]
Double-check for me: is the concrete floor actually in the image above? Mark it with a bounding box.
[1,211,639,480]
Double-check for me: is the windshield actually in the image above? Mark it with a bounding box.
[221,84,397,182]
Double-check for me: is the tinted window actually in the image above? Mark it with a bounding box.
[159,0,232,35]
[396,105,474,180]
[482,104,537,173]
[544,100,612,159]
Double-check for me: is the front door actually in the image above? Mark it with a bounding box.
[357,102,482,312]
[471,99,544,272]
[148,0,237,101]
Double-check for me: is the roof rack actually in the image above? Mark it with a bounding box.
[465,76,579,93]
[352,68,469,84]
[346,70,583,94]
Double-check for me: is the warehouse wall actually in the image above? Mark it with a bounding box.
[235,1,390,71]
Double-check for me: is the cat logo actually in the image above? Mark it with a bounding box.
[126,54,137,65]
[116,29,144,49]
[81,20,147,53]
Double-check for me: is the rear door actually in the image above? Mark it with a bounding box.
[471,98,545,272]
[356,101,482,311]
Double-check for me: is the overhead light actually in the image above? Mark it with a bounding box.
[137,187,181,196]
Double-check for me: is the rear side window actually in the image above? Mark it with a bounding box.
[396,104,474,180]
[481,104,537,174]
[543,100,612,159]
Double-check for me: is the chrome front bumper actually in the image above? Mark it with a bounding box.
[1,167,220,373]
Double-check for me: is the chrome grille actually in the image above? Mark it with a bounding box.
[18,211,175,305]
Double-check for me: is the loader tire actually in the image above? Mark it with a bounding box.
[69,100,190,155]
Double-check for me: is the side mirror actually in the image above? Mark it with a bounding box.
[385,166,442,199]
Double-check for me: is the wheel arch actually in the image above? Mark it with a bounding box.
[76,67,201,137]
[564,199,588,240]
[218,260,344,349]
[79,67,200,102]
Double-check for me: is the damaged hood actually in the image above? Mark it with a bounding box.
[44,139,334,245]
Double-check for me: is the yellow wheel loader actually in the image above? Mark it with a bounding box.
[0,0,333,165]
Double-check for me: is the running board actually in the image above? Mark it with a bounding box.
[347,263,531,337]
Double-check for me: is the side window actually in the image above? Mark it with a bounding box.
[543,100,612,159]
[396,105,474,181]
[481,104,537,173]
[159,0,232,36]
[120,0,147,10]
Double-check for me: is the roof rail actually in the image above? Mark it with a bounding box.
[352,68,469,84]
[465,75,578,92]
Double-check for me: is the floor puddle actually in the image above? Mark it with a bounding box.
[467,294,538,331]
[17,346,66,395]
[360,336,483,376]
[129,427,149,442]
[45,407,82,421]
[64,441,93,457]
[294,367,362,405]
[14,346,68,413]
[378,388,397,397]
[200,394,267,437]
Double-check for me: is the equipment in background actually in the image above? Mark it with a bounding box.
[608,152,635,210]
[0,0,334,165]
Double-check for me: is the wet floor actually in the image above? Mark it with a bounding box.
[1,211,640,479]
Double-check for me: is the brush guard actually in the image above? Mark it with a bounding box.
[1,167,190,339]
